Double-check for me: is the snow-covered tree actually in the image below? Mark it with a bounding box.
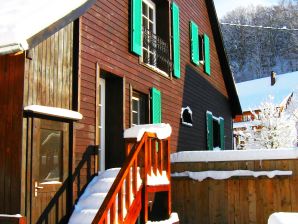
[221,1,298,82]
[244,96,297,149]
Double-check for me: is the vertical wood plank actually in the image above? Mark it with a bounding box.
[118,187,123,223]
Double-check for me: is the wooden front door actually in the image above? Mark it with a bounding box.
[31,118,69,223]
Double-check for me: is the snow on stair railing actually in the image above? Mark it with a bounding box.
[0,214,26,224]
[91,129,172,224]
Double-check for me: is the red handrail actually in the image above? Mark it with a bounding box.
[91,132,171,224]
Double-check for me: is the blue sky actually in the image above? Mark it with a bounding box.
[213,0,280,18]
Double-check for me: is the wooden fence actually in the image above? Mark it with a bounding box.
[172,159,298,224]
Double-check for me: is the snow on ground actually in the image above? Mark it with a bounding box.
[268,212,298,224]
[171,170,292,181]
[236,71,298,111]
[146,213,179,224]
[69,168,142,224]
[69,167,170,223]
[147,170,170,186]
[171,148,298,163]
[124,123,172,141]
[24,105,83,120]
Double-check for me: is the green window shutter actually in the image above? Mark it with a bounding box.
[204,34,211,75]
[172,2,180,78]
[190,21,199,66]
[219,117,225,150]
[206,111,213,150]
[131,0,142,56]
[151,88,162,123]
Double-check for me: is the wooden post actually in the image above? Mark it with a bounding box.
[118,187,123,223]
[148,139,152,176]
[110,202,116,224]
[133,159,138,195]
[158,140,163,173]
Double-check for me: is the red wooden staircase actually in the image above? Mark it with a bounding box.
[91,132,172,224]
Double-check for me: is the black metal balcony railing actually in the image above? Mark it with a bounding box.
[142,27,172,75]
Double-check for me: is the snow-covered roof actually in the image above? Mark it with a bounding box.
[0,0,94,55]
[124,123,172,142]
[236,71,298,111]
[24,105,83,120]
[233,120,261,129]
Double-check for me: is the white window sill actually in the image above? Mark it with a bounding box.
[140,60,171,79]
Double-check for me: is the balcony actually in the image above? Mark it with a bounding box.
[142,27,172,76]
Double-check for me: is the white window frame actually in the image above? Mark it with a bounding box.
[142,0,156,67]
[98,78,105,171]
[132,96,141,126]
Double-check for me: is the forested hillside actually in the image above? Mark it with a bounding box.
[221,0,298,82]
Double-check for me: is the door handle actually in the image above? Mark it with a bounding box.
[34,181,44,197]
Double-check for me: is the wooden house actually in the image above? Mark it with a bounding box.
[0,0,241,223]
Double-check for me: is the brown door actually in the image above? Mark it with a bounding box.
[31,118,69,223]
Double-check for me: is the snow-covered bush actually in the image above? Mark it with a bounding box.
[245,96,297,149]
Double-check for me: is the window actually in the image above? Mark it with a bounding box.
[133,0,172,76]
[131,91,148,126]
[39,128,63,182]
[142,0,156,67]
[181,106,193,127]
[242,114,251,122]
[132,96,140,125]
[206,111,225,150]
[213,118,220,149]
[189,21,210,75]
[199,35,204,64]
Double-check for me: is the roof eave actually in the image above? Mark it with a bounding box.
[0,43,27,55]
[0,0,96,56]
[205,0,242,117]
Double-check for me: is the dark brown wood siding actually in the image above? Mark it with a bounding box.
[22,23,75,220]
[77,0,233,157]
[24,22,73,109]
[0,54,25,214]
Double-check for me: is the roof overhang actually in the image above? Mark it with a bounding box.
[205,0,242,117]
[0,0,96,55]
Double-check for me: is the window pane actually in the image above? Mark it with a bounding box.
[39,129,63,182]
[143,17,148,30]
[142,2,148,17]
[132,99,139,111]
[143,50,149,63]
[150,53,155,65]
[149,7,153,21]
[133,112,139,125]
[213,120,220,148]
[149,22,153,32]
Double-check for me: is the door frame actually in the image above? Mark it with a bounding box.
[99,78,106,171]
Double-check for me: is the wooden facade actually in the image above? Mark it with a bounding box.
[77,0,238,160]
[172,159,298,224]
[0,54,25,215]
[0,0,241,222]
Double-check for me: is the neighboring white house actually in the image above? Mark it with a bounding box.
[233,71,298,149]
